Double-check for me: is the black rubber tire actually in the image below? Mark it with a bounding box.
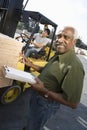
[0,85,21,105]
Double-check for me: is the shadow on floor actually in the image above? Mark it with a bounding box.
[45,103,87,130]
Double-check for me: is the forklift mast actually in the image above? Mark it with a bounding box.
[0,0,24,37]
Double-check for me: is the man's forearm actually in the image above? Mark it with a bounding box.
[45,90,78,109]
[31,78,78,109]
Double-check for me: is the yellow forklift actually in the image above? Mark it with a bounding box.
[0,0,58,104]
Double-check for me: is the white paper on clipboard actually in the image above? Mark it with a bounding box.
[3,65,36,84]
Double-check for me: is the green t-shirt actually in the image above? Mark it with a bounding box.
[39,49,85,103]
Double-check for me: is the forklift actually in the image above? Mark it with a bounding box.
[0,0,58,104]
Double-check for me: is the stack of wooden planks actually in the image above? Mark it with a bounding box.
[0,33,23,87]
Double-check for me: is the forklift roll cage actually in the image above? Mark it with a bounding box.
[21,10,58,61]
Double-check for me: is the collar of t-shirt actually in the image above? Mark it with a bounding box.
[58,49,76,63]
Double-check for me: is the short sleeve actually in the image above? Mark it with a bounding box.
[61,65,85,103]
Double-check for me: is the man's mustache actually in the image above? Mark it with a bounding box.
[54,40,66,48]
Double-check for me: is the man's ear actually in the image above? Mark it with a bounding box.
[74,39,77,46]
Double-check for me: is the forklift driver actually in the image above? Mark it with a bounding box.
[23,28,50,57]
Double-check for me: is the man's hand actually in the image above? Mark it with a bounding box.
[31,40,34,44]
[31,78,48,94]
[19,52,32,66]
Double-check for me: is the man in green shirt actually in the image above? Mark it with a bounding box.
[23,26,85,130]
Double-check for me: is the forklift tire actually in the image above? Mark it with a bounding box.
[0,85,21,105]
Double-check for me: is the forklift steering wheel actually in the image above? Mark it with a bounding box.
[15,33,30,43]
